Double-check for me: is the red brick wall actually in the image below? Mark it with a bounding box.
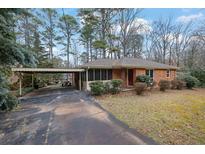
[112,69,121,79]
[154,69,176,83]
[134,68,176,84]
[112,68,176,87]
[135,68,146,76]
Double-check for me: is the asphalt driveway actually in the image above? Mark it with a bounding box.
[0,87,155,145]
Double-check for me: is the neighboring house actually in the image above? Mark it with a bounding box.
[80,58,178,90]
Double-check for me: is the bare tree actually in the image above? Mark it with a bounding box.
[150,17,175,64]
[172,22,193,66]
[118,9,142,57]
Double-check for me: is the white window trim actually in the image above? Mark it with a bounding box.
[166,69,171,78]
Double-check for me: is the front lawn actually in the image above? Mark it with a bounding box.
[97,88,205,144]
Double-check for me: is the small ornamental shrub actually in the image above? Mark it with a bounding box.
[171,79,178,89]
[135,82,147,95]
[104,81,111,94]
[89,81,105,95]
[183,76,199,89]
[176,80,184,90]
[158,80,170,92]
[171,79,184,90]
[110,79,122,94]
[149,80,157,90]
[136,75,151,85]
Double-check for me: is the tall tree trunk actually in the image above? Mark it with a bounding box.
[67,38,70,68]
[89,39,93,61]
[101,9,106,58]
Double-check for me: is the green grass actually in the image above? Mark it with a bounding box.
[97,89,205,144]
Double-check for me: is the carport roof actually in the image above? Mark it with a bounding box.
[12,68,85,73]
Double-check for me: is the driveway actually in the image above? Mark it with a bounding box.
[0,87,155,145]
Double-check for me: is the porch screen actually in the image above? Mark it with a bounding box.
[88,70,94,81]
[101,69,107,80]
[108,69,112,80]
[95,69,100,80]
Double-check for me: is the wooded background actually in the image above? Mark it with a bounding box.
[3,8,205,69]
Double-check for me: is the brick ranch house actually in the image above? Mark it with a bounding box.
[12,57,178,94]
[79,57,178,90]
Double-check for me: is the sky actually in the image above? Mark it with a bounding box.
[66,8,205,23]
[54,8,205,62]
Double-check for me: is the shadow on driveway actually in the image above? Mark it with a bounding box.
[0,87,156,145]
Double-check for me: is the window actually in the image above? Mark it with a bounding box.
[101,69,107,80]
[95,69,100,80]
[146,69,154,78]
[81,72,86,81]
[166,70,170,78]
[88,69,94,81]
[108,69,112,80]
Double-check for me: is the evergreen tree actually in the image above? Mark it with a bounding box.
[0,9,36,110]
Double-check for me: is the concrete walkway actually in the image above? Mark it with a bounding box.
[0,87,155,145]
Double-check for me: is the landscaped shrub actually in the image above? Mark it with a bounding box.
[89,81,105,95]
[104,81,111,94]
[0,73,19,111]
[149,80,157,90]
[0,93,19,111]
[183,75,199,89]
[171,79,184,90]
[136,75,151,85]
[190,68,205,87]
[158,80,170,91]
[134,82,147,95]
[110,79,122,94]
[176,80,184,90]
[171,79,177,89]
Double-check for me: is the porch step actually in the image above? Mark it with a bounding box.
[121,87,135,92]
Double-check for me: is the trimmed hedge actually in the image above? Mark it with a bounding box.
[159,80,170,92]
[110,79,123,94]
[136,75,151,85]
[171,79,184,90]
[89,81,105,95]
[89,79,122,95]
[135,82,147,95]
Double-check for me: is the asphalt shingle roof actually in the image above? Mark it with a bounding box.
[81,58,178,69]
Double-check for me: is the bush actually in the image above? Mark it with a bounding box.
[171,79,177,89]
[89,81,105,95]
[176,80,184,90]
[158,80,170,91]
[1,73,18,111]
[183,76,199,89]
[149,80,157,90]
[136,75,151,85]
[171,79,184,90]
[104,81,111,94]
[110,79,122,94]
[135,82,147,95]
[190,68,205,87]
[0,93,19,111]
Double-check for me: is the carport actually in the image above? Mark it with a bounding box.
[11,68,85,96]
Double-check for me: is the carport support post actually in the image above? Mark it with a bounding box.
[32,73,34,88]
[19,73,22,96]
[86,68,88,90]
[79,72,81,90]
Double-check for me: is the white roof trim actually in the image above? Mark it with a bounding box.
[12,68,85,73]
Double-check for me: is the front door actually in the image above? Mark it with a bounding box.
[128,69,133,86]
